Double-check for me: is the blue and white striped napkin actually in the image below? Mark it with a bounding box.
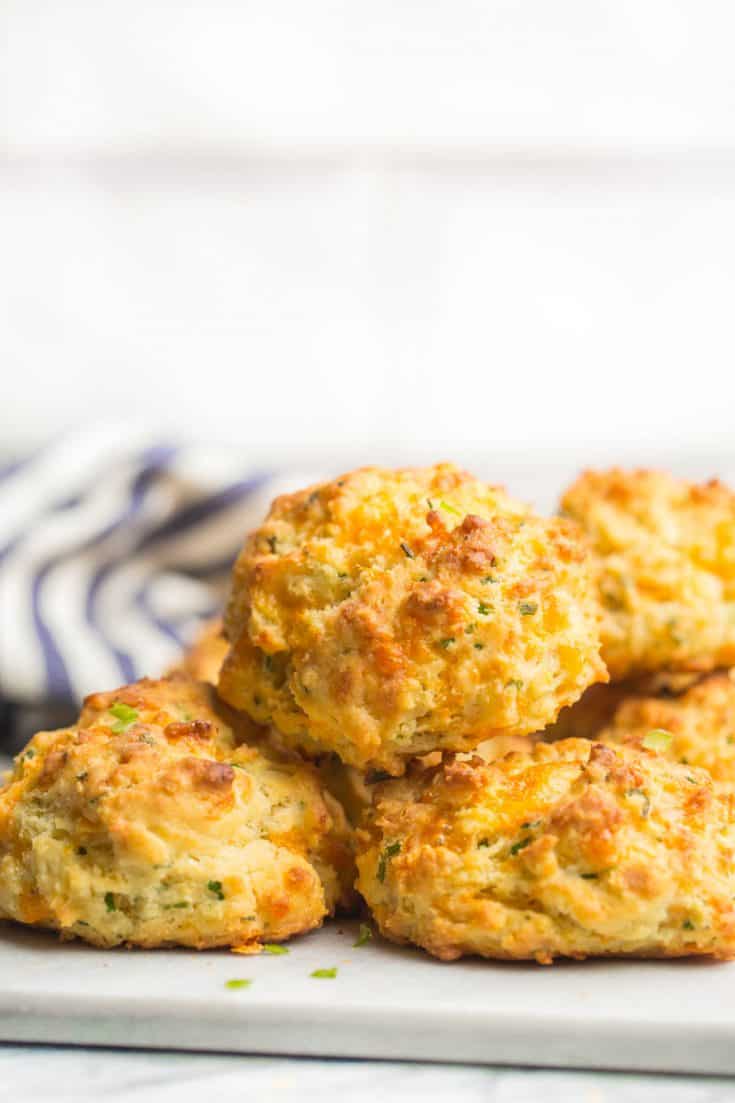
[0,429,319,750]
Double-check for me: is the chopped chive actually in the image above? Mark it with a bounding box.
[509,837,532,856]
[519,601,538,616]
[641,729,672,752]
[311,967,338,979]
[477,601,491,616]
[682,919,695,931]
[207,880,225,900]
[225,979,252,990]
[104,892,116,913]
[439,500,462,517]
[263,943,288,955]
[164,901,189,910]
[377,841,401,883]
[438,637,455,649]
[400,542,415,559]
[626,787,651,817]
[354,923,372,947]
[109,703,139,733]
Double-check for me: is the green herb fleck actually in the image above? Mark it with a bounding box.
[109,702,139,733]
[481,575,498,585]
[580,872,598,880]
[164,901,189,910]
[473,642,485,650]
[509,837,532,857]
[438,637,455,649]
[104,892,116,913]
[519,601,538,616]
[465,623,476,634]
[682,919,695,931]
[377,841,401,882]
[626,787,651,816]
[520,819,541,829]
[440,500,462,517]
[478,601,491,616]
[311,967,338,979]
[263,943,288,955]
[266,535,278,553]
[225,979,252,990]
[354,923,372,947]
[642,729,672,752]
[400,541,415,559]
[207,880,225,900]
[23,748,35,760]
[506,679,523,691]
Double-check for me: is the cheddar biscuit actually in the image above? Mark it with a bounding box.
[0,677,354,949]
[599,670,735,793]
[356,739,735,962]
[220,464,606,774]
[561,468,735,680]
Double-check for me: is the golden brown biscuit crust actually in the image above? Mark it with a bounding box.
[561,468,735,680]
[598,670,735,793]
[220,464,606,773]
[0,677,355,949]
[356,739,735,962]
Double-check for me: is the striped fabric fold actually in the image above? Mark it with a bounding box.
[0,430,320,751]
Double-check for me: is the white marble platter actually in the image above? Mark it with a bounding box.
[0,918,733,1075]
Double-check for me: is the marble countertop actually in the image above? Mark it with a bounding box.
[3,1046,735,1103]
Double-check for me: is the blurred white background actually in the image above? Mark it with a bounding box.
[3,0,735,467]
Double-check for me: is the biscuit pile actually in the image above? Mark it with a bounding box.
[3,463,735,964]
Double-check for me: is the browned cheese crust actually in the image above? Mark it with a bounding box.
[561,468,735,681]
[598,670,735,794]
[356,739,735,963]
[0,677,355,949]
[220,464,606,774]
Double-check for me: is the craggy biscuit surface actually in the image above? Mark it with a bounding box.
[356,739,735,962]
[599,670,735,794]
[220,464,606,774]
[561,468,735,681]
[0,677,354,949]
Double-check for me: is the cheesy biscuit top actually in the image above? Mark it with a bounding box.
[561,468,735,680]
[356,739,735,962]
[0,677,354,949]
[220,463,606,774]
